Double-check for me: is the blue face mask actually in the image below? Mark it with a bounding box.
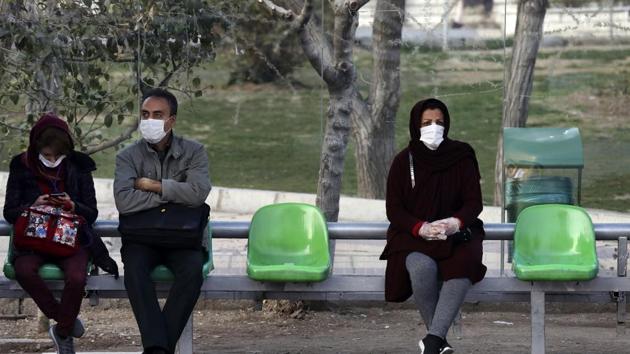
[39,154,66,168]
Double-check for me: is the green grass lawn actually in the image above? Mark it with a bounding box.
[3,43,630,212]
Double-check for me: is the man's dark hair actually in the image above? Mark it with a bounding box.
[142,88,178,116]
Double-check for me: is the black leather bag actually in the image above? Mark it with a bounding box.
[451,227,472,244]
[118,203,210,249]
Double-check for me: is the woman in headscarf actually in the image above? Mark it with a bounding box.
[3,113,119,354]
[380,98,486,354]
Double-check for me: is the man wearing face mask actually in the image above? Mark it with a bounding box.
[380,98,486,354]
[113,88,211,354]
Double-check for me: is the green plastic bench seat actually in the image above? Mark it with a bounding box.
[4,259,76,280]
[247,203,331,282]
[4,225,213,282]
[3,233,91,280]
[150,224,213,281]
[512,204,598,281]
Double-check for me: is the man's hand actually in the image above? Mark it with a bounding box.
[134,177,162,194]
[98,256,119,279]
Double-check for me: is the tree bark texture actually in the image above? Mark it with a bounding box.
[493,0,548,205]
[317,86,354,221]
[353,0,404,199]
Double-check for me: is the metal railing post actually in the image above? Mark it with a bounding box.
[176,314,194,354]
[531,287,546,354]
[617,236,628,335]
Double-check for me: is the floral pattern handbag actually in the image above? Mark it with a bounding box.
[13,205,84,257]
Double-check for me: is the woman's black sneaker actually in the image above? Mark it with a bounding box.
[440,339,455,354]
[419,334,444,354]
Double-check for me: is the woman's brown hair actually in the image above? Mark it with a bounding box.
[36,127,73,156]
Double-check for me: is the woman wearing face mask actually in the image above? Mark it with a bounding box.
[379,98,486,354]
[3,114,119,354]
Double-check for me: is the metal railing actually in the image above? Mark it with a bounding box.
[2,220,628,241]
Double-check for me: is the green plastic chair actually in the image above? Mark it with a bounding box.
[512,204,598,281]
[4,224,213,281]
[150,224,214,281]
[247,203,331,282]
[3,232,91,280]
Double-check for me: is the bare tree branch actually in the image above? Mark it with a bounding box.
[348,0,370,13]
[239,38,297,94]
[297,12,335,83]
[263,0,335,83]
[157,62,182,88]
[0,119,28,132]
[293,0,314,29]
[61,56,136,63]
[75,107,94,126]
[84,119,139,155]
[84,121,105,138]
[272,0,314,59]
[331,0,367,80]
[258,0,295,20]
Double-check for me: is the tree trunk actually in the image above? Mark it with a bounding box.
[353,0,404,199]
[314,0,364,221]
[316,88,354,221]
[274,0,372,220]
[493,0,548,205]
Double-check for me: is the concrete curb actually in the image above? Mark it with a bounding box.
[0,172,389,222]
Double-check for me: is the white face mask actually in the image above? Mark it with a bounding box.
[420,123,444,150]
[139,118,169,144]
[39,154,66,168]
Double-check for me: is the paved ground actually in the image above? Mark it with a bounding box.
[2,301,630,354]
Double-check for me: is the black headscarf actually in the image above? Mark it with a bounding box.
[408,98,479,174]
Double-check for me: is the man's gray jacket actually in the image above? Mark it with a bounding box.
[113,134,211,245]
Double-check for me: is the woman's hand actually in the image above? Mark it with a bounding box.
[31,194,50,207]
[418,222,447,241]
[432,217,461,236]
[49,192,75,212]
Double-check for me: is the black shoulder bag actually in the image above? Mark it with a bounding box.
[118,203,210,249]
